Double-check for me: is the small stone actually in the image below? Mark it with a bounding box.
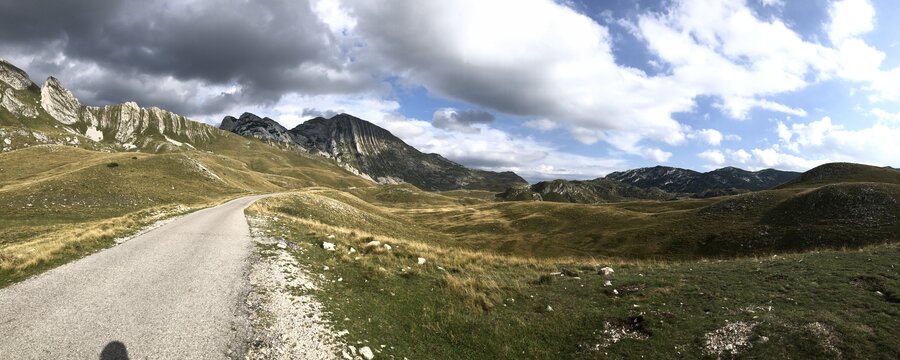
[598,267,614,276]
[322,242,336,251]
[604,280,612,287]
[417,257,426,265]
[546,305,553,312]
[363,240,381,249]
[277,242,287,249]
[327,234,336,239]
[613,289,619,295]
[348,247,357,254]
[336,329,349,337]
[359,346,375,359]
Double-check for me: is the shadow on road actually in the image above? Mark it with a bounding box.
[100,341,129,360]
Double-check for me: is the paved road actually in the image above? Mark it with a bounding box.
[0,195,269,359]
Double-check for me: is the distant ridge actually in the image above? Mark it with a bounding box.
[499,165,801,204]
[605,165,800,196]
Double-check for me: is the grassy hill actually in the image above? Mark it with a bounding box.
[247,188,899,359]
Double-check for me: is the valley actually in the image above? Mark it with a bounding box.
[0,56,897,359]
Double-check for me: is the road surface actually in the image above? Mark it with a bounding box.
[0,195,269,359]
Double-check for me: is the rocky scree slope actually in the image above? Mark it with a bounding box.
[221,112,527,191]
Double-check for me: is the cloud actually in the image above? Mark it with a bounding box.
[689,128,724,146]
[725,115,900,171]
[301,108,340,119]
[698,150,726,166]
[637,0,832,119]
[0,0,376,113]
[524,118,559,131]
[825,0,900,102]
[827,0,875,45]
[346,0,692,157]
[869,108,900,123]
[431,108,495,134]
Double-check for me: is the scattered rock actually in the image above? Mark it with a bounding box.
[359,346,375,359]
[703,321,758,357]
[546,305,554,312]
[327,234,336,239]
[322,242,336,251]
[348,247,357,254]
[604,280,612,287]
[276,242,287,249]
[587,315,651,350]
[598,267,614,276]
[383,244,392,251]
[417,257,426,265]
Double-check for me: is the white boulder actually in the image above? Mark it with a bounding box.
[322,242,336,251]
[359,346,375,359]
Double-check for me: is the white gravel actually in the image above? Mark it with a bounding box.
[244,232,344,359]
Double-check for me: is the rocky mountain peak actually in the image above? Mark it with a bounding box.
[220,112,297,145]
[221,112,527,191]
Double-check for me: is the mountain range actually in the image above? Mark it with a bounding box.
[0,58,866,203]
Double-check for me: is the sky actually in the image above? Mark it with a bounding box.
[1,0,898,182]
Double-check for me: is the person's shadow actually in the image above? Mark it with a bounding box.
[100,341,129,360]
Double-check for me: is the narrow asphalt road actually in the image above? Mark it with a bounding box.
[0,195,269,359]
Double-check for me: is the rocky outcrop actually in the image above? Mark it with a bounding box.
[83,102,219,145]
[221,112,528,191]
[220,112,301,145]
[40,77,82,125]
[36,75,221,149]
[0,59,34,91]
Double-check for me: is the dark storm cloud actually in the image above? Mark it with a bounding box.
[431,109,495,133]
[0,0,374,115]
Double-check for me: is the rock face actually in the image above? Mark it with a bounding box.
[221,112,528,191]
[39,77,219,149]
[605,165,800,196]
[40,77,82,125]
[497,178,673,203]
[221,113,301,145]
[2,88,38,118]
[0,59,34,91]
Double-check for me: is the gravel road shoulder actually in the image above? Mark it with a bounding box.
[244,215,345,360]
